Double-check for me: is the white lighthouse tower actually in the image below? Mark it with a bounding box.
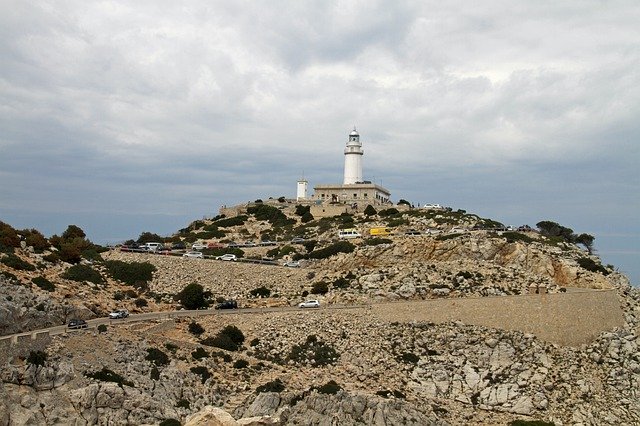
[343,127,363,184]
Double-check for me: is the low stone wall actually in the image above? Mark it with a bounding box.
[372,289,624,346]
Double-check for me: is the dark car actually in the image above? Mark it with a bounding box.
[68,319,88,329]
[215,300,238,310]
[172,242,186,250]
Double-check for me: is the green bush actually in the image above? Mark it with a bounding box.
[250,286,271,298]
[191,347,209,360]
[104,260,156,289]
[62,264,103,284]
[32,276,55,291]
[150,366,160,380]
[214,215,248,228]
[509,421,555,426]
[364,205,377,216]
[308,241,355,259]
[42,252,60,263]
[1,254,35,271]
[332,277,350,289]
[315,380,341,395]
[0,221,20,248]
[256,378,285,394]
[247,205,295,227]
[190,366,211,384]
[233,359,249,369]
[97,324,107,333]
[400,352,419,364]
[288,335,339,367]
[311,281,329,295]
[436,233,463,241]
[164,342,179,353]
[301,211,314,223]
[159,420,181,426]
[189,322,205,336]
[176,283,209,310]
[134,297,148,307]
[21,229,50,252]
[577,257,609,275]
[26,350,47,367]
[201,325,245,352]
[363,238,392,246]
[145,348,170,366]
[378,208,400,217]
[85,367,134,387]
[176,398,190,408]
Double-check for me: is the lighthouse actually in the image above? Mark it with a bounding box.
[343,128,363,184]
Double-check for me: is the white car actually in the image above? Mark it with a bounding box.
[298,300,320,308]
[283,261,300,268]
[192,242,207,250]
[109,309,129,319]
[216,254,237,261]
[423,203,444,210]
[183,251,204,258]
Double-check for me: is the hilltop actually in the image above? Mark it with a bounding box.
[0,202,638,425]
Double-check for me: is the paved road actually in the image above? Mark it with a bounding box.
[0,304,368,343]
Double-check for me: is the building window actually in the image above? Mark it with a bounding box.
[353,193,357,198]
[364,193,368,198]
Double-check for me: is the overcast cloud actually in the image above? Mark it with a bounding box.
[1,1,638,284]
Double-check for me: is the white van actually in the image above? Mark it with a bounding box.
[338,229,362,239]
[142,242,162,252]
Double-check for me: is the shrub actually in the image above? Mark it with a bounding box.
[188,322,205,336]
[295,205,311,216]
[113,292,125,301]
[176,398,190,408]
[247,204,295,227]
[311,281,329,295]
[256,378,285,394]
[400,352,419,364]
[221,325,245,346]
[250,338,260,347]
[85,367,134,387]
[1,254,35,271]
[164,342,179,353]
[202,325,245,352]
[250,286,271,298]
[0,221,20,248]
[214,215,248,228]
[97,324,107,333]
[436,233,463,241]
[146,348,170,366]
[104,260,156,289]
[288,335,339,367]
[159,420,181,426]
[134,297,148,307]
[577,257,609,275]
[190,366,211,384]
[22,229,49,252]
[191,347,209,360]
[397,199,411,206]
[26,350,47,367]
[332,277,350,289]
[62,264,103,284]
[379,208,400,217]
[509,421,555,426]
[364,205,377,216]
[363,238,392,246]
[301,211,314,223]
[176,283,209,310]
[136,231,163,244]
[308,241,355,259]
[150,366,160,380]
[32,276,55,291]
[42,252,60,263]
[316,380,341,395]
[233,359,249,369]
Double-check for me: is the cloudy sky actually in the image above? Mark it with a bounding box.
[1,1,638,285]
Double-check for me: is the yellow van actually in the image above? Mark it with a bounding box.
[369,227,393,236]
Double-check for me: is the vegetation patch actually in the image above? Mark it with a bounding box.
[31,276,55,291]
[435,233,463,241]
[502,232,536,244]
[256,378,285,394]
[250,286,271,298]
[577,257,609,275]
[314,380,342,395]
[363,238,392,246]
[26,350,47,367]
[176,283,210,309]
[1,254,35,271]
[104,260,156,289]
[248,204,295,227]
[188,321,205,336]
[190,366,211,384]
[201,325,245,352]
[213,215,248,228]
[308,241,355,259]
[288,335,339,367]
[145,348,170,366]
[233,359,249,369]
[311,281,329,295]
[191,347,209,360]
[85,367,134,387]
[61,264,103,284]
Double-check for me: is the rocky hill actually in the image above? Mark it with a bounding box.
[0,205,638,425]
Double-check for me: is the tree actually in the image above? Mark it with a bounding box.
[397,199,411,206]
[176,283,208,310]
[575,233,595,254]
[364,205,377,216]
[301,211,314,223]
[137,232,163,244]
[62,225,86,240]
[536,221,574,241]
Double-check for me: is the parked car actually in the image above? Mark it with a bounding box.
[172,241,186,250]
[183,251,204,259]
[259,240,277,246]
[142,242,163,252]
[423,203,444,210]
[283,261,300,268]
[68,319,88,329]
[298,300,320,308]
[109,309,129,319]
[227,242,241,248]
[404,229,421,236]
[192,242,207,250]
[207,242,225,249]
[243,241,257,247]
[215,254,237,261]
[291,237,305,244]
[214,300,238,310]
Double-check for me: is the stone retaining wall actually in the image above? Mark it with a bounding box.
[372,289,624,346]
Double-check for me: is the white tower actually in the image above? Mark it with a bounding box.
[296,178,308,200]
[343,127,364,184]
